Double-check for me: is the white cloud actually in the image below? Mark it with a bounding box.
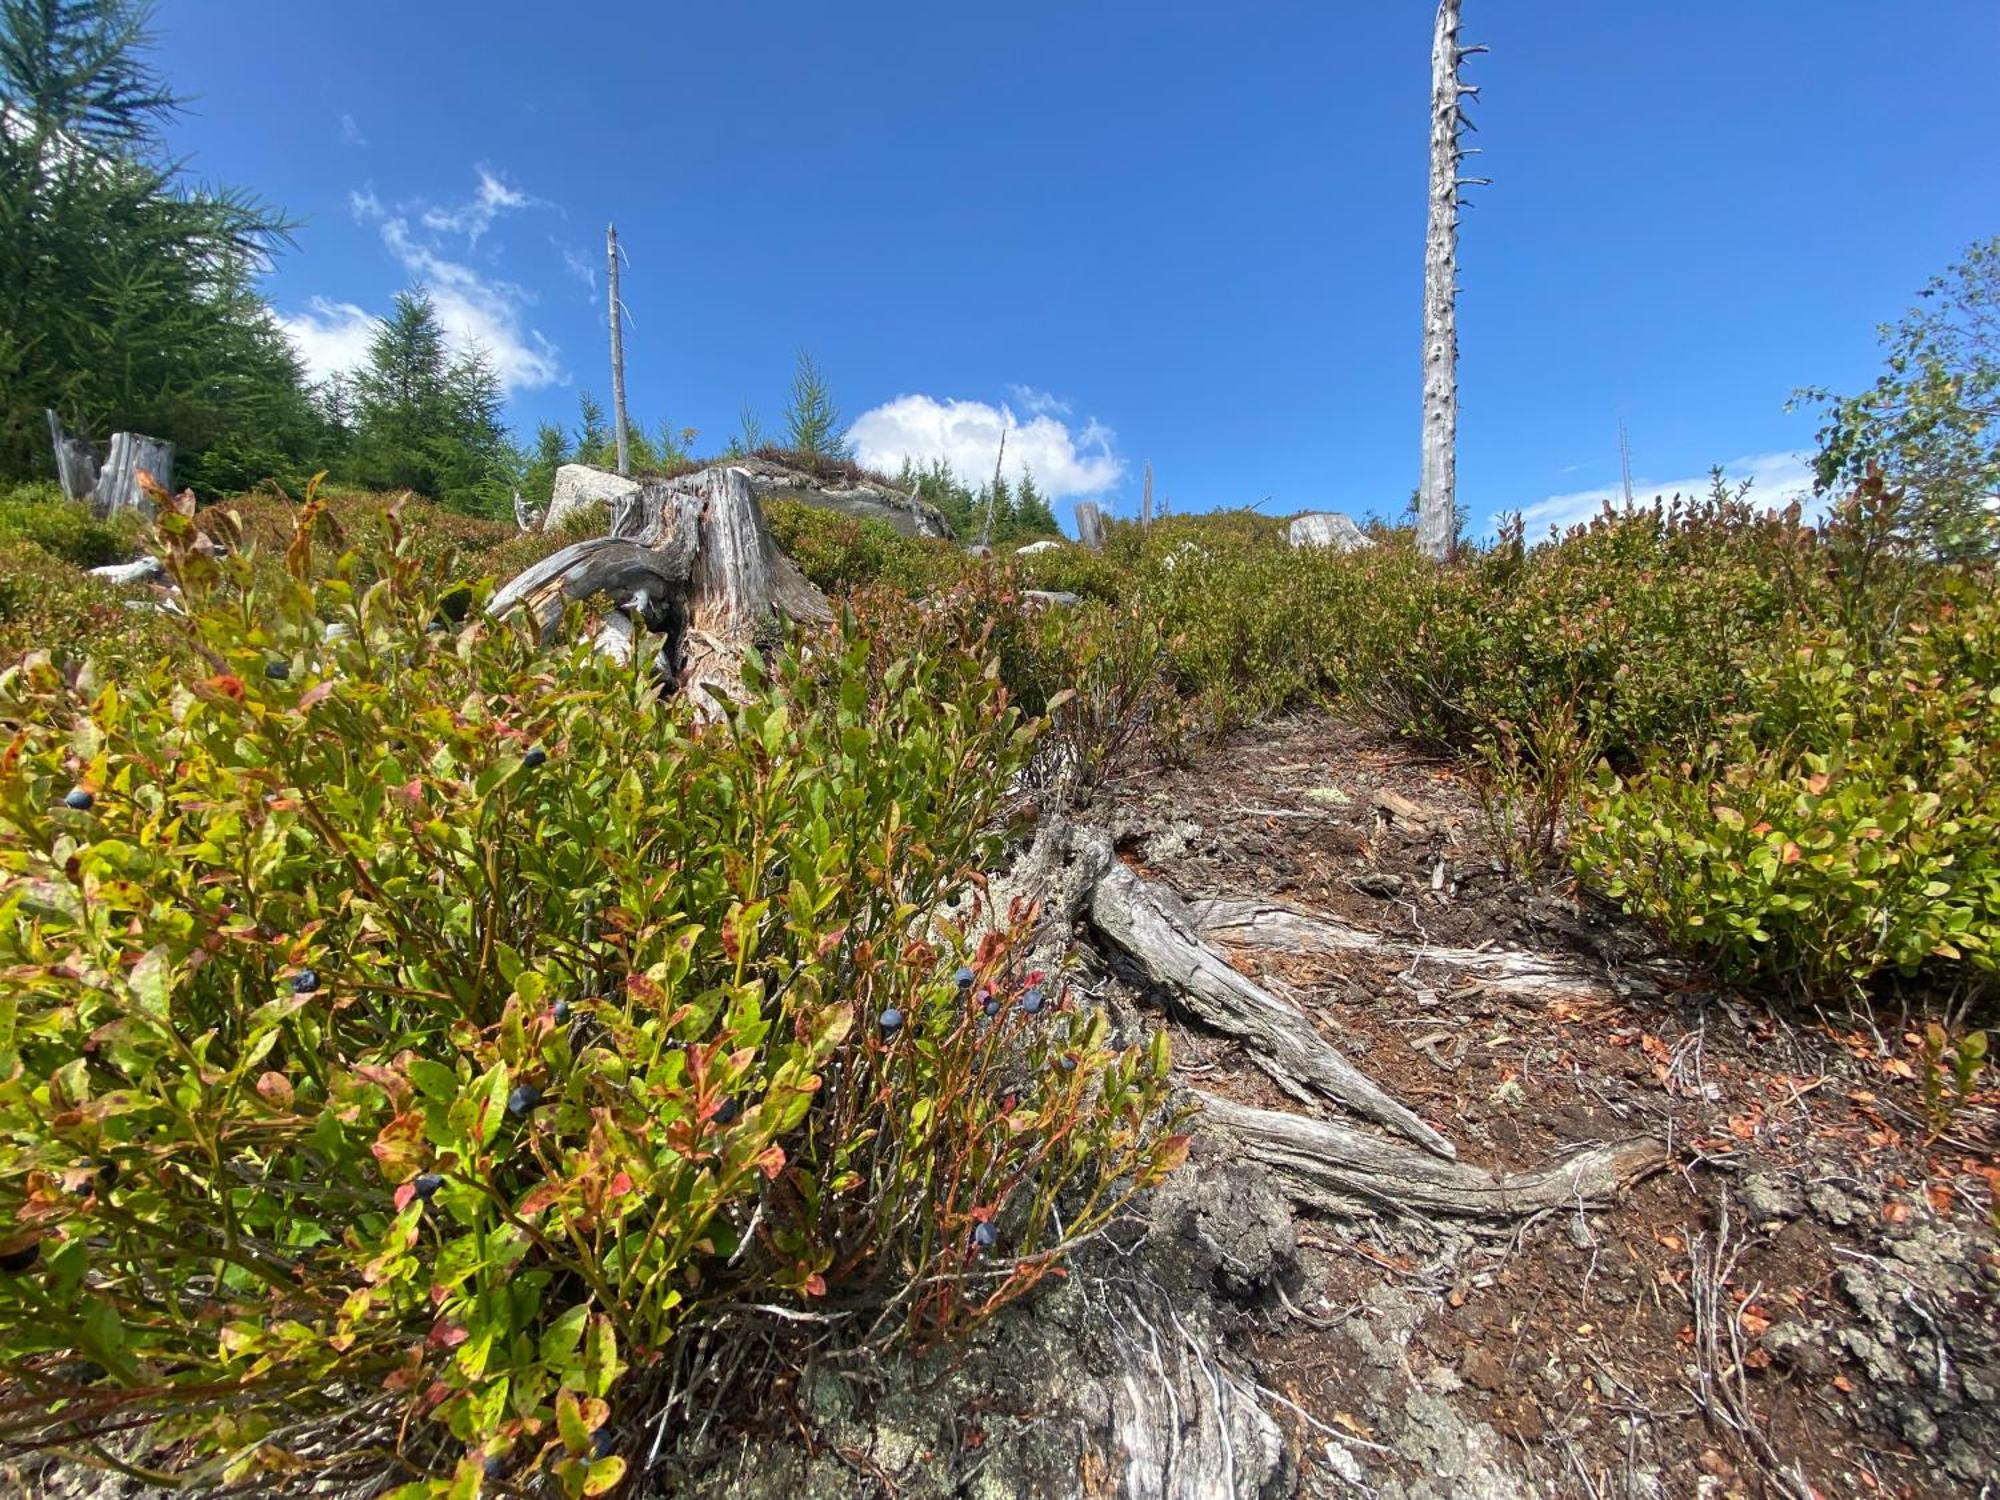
[848,394,1123,499]
[1005,384,1071,418]
[339,113,366,147]
[417,166,535,247]
[559,243,597,293]
[292,170,566,395]
[1512,450,1821,535]
[277,297,378,383]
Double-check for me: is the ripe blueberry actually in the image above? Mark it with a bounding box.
[879,1007,903,1035]
[590,1426,614,1458]
[553,999,571,1024]
[1059,1055,1076,1072]
[264,658,289,680]
[523,746,547,769]
[983,995,1001,1019]
[713,1097,739,1125]
[507,1084,541,1117]
[954,966,975,990]
[483,1454,507,1479]
[972,1221,998,1251]
[0,1240,40,1274]
[63,787,94,811]
[1021,988,1046,1016]
[291,969,319,995]
[412,1173,444,1203]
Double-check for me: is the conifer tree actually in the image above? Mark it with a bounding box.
[0,0,318,489]
[783,349,850,459]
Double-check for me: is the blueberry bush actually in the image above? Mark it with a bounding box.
[0,493,1186,1491]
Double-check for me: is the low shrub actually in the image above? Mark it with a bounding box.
[0,483,140,569]
[0,497,1185,1491]
[0,539,177,675]
[1331,496,1823,764]
[1575,577,2000,1005]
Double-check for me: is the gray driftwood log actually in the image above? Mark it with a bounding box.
[487,464,830,710]
[1077,833,1456,1159]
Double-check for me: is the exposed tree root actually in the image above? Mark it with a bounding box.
[1075,831,1457,1159]
[1187,894,1626,999]
[1196,1092,1668,1221]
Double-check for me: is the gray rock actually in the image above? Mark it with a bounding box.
[543,463,641,534]
[726,455,954,540]
[1287,512,1374,552]
[1738,1169,1805,1222]
[1353,871,1407,899]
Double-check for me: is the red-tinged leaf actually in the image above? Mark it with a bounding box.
[255,1071,294,1109]
[427,1320,469,1350]
[204,673,245,702]
[607,1170,635,1198]
[353,1064,413,1106]
[371,1110,426,1180]
[755,1144,786,1180]
[393,1182,416,1212]
[518,1182,561,1215]
[298,681,335,712]
[804,1273,826,1297]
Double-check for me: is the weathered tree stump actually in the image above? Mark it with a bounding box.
[45,411,172,519]
[487,464,830,711]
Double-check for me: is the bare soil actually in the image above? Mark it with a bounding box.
[1092,713,2000,1499]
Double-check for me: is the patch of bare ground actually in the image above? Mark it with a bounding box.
[1090,713,1998,1499]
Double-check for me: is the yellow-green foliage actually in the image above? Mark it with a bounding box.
[762,498,962,597]
[0,539,177,676]
[0,483,143,569]
[1576,576,2000,1003]
[0,499,1185,1491]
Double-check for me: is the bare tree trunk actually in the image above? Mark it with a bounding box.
[1075,500,1105,550]
[1418,0,1483,563]
[1142,463,1154,530]
[608,223,631,478]
[979,425,1007,548]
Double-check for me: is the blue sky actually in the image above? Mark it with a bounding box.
[151,2,1992,533]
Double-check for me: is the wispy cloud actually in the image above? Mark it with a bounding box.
[848,394,1123,499]
[282,168,566,394]
[1512,450,1820,535]
[1005,384,1071,418]
[338,113,367,147]
[416,166,538,248]
[559,242,598,293]
[277,297,377,383]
